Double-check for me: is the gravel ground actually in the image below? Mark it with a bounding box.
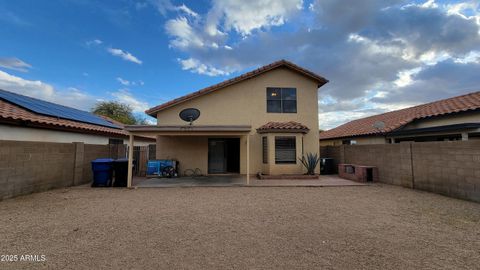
[0,184,479,270]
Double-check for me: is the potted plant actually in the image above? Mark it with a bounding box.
[299,153,321,175]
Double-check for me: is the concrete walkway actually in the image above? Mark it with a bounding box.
[135,174,366,188]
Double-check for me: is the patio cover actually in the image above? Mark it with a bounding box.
[124,125,252,187]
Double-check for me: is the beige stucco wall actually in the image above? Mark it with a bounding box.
[402,111,480,129]
[0,125,113,144]
[319,139,341,146]
[156,136,208,173]
[0,124,153,146]
[155,67,320,175]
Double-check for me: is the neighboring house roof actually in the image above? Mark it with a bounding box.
[0,98,127,136]
[319,91,480,140]
[0,90,157,141]
[257,121,310,133]
[0,88,118,128]
[146,59,328,116]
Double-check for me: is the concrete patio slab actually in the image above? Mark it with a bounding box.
[136,175,245,187]
[134,174,366,188]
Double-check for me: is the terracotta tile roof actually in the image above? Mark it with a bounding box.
[0,99,127,136]
[257,121,310,133]
[319,91,480,140]
[146,59,328,116]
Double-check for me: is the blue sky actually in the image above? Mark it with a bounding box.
[0,0,479,128]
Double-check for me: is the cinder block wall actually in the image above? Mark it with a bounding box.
[0,140,125,200]
[412,141,480,202]
[321,141,480,202]
[0,141,75,200]
[320,146,342,173]
[344,144,414,188]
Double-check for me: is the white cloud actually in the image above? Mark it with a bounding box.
[207,0,303,36]
[86,39,103,46]
[116,77,144,86]
[0,70,98,110]
[318,93,419,129]
[178,58,231,76]
[446,1,478,18]
[148,0,198,17]
[174,4,198,18]
[0,57,32,72]
[394,67,422,87]
[421,0,438,9]
[117,77,131,86]
[454,50,480,64]
[162,0,304,73]
[0,69,54,98]
[165,17,206,49]
[111,89,150,112]
[107,48,142,64]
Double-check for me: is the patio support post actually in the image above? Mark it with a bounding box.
[127,133,134,188]
[246,134,250,185]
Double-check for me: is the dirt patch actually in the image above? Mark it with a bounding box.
[0,184,479,269]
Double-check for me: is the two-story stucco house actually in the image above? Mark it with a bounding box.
[125,60,328,185]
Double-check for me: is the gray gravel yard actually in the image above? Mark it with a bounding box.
[1,184,479,270]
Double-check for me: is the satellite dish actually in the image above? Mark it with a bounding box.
[373,121,385,130]
[179,108,200,125]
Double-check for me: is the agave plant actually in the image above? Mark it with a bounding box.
[299,152,321,175]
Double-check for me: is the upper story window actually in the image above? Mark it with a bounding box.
[267,88,297,113]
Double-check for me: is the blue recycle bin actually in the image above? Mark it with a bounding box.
[91,158,114,187]
[147,160,176,177]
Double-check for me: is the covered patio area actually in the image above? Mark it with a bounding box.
[133,174,366,188]
[124,124,253,188]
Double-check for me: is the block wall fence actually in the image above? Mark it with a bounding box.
[321,140,480,203]
[0,140,126,200]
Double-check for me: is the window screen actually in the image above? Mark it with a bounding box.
[275,137,296,164]
[262,137,268,164]
[267,88,297,113]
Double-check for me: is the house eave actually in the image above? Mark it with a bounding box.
[125,124,252,134]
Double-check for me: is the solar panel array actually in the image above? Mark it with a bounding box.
[0,89,121,129]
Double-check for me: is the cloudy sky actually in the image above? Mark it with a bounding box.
[0,0,479,129]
